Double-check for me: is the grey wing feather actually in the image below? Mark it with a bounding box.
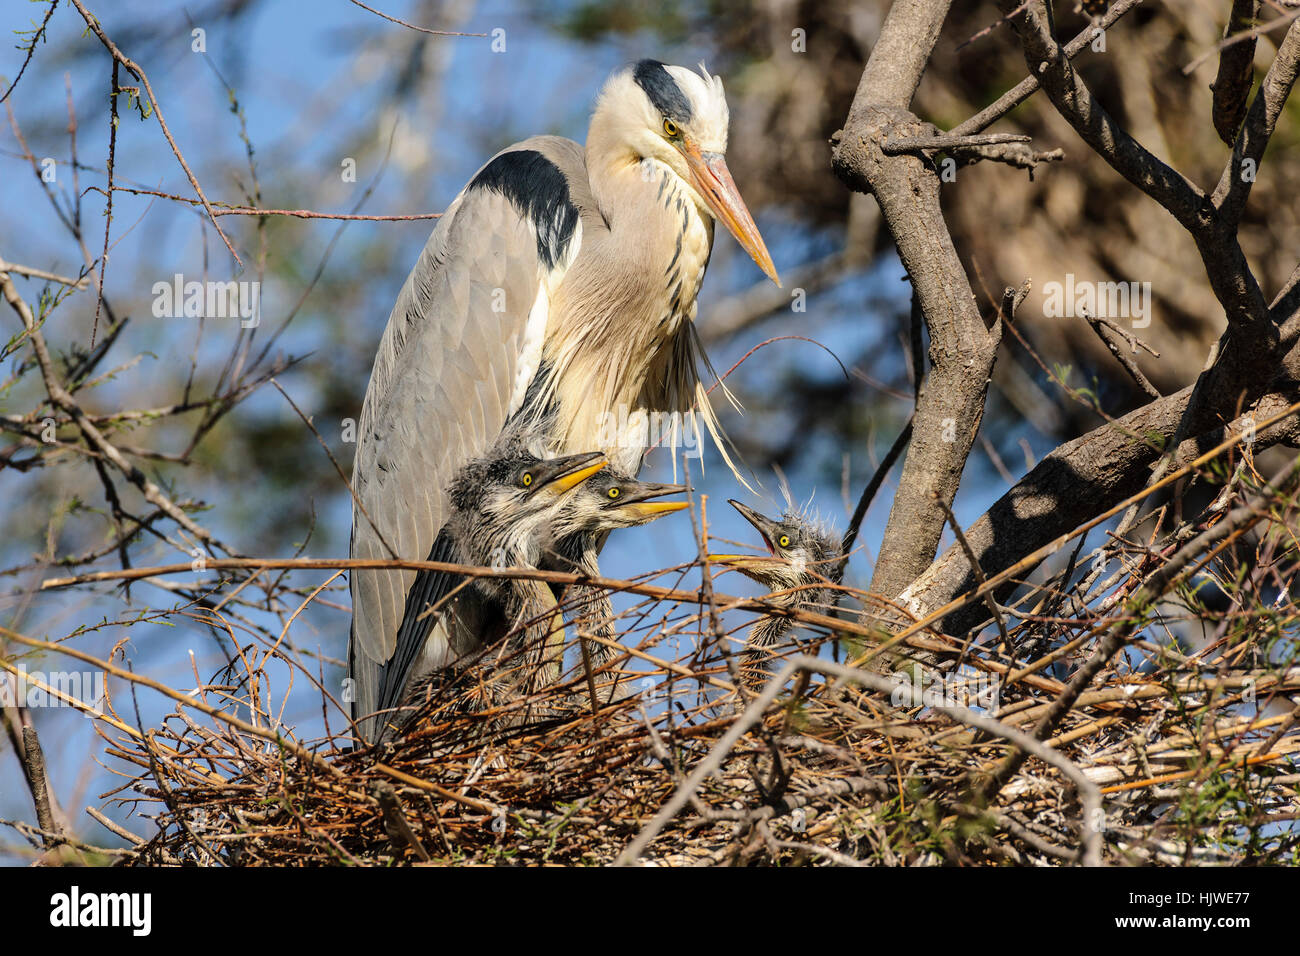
[348,137,585,740]
[362,527,465,742]
[376,529,461,716]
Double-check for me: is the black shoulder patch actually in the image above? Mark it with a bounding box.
[468,149,579,272]
[633,59,692,125]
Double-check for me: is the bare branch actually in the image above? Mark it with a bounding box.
[19,726,61,846]
[67,0,242,266]
[1211,0,1262,145]
[348,0,487,37]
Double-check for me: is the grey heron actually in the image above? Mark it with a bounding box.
[390,461,691,739]
[548,470,690,706]
[350,60,778,743]
[710,500,843,689]
[366,444,607,741]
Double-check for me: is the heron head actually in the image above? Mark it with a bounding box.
[559,470,691,534]
[450,449,607,562]
[594,60,779,286]
[708,499,842,595]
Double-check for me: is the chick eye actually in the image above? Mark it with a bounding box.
[663,118,680,138]
[521,472,533,487]
[778,535,791,548]
[607,487,621,499]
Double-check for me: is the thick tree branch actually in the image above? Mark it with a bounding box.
[1000,0,1283,524]
[996,0,1206,227]
[1212,0,1262,147]
[899,376,1300,629]
[832,1,1001,603]
[951,0,1146,136]
[847,0,952,112]
[19,726,60,847]
[1213,16,1300,226]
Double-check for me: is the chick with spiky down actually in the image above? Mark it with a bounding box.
[391,452,689,738]
[546,469,690,706]
[376,444,607,741]
[709,499,844,690]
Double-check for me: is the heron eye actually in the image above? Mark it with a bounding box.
[607,487,621,499]
[778,535,791,548]
[521,472,533,487]
[663,118,679,138]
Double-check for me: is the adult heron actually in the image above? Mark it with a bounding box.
[349,59,777,743]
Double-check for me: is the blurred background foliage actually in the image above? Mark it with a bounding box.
[2,0,1295,858]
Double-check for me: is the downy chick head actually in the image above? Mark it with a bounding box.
[556,468,691,537]
[447,448,608,571]
[709,498,843,608]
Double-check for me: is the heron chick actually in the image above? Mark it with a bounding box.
[709,499,843,690]
[386,456,689,739]
[548,471,690,706]
[368,446,606,741]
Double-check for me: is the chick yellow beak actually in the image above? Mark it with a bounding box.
[541,456,608,493]
[625,500,691,519]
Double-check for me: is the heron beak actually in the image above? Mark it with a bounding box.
[536,453,607,493]
[626,500,691,520]
[615,481,691,521]
[684,142,780,287]
[707,499,785,580]
[706,551,783,582]
[727,499,781,546]
[706,553,764,566]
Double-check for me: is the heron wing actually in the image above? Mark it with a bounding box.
[349,138,585,737]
